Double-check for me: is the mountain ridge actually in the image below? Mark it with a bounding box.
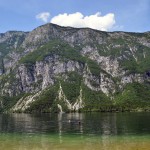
[0,23,150,113]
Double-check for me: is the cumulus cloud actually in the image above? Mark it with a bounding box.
[51,12,116,31]
[36,12,50,23]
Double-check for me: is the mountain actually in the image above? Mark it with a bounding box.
[0,23,150,113]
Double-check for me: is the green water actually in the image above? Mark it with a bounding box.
[0,112,150,150]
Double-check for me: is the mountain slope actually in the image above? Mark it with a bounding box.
[0,23,150,112]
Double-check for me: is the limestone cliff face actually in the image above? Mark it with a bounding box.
[0,23,150,112]
[16,55,84,93]
[22,23,107,49]
[0,31,28,75]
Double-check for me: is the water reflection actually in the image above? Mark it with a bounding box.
[0,112,150,135]
[58,113,63,143]
[0,112,150,150]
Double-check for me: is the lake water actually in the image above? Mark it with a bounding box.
[0,112,150,150]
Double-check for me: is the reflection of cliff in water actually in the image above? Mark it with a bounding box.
[0,112,149,135]
[58,113,84,134]
[0,113,57,133]
[82,113,118,135]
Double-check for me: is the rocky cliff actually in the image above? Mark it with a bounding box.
[0,23,150,112]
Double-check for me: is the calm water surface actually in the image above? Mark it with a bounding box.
[0,112,150,150]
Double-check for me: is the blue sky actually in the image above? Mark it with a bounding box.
[0,0,149,33]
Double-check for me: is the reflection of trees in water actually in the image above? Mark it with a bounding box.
[66,113,84,134]
[0,112,149,135]
[0,114,16,132]
[0,113,85,134]
[0,113,54,133]
[82,113,118,136]
[83,112,150,136]
[101,113,117,135]
[82,112,150,136]
[57,113,84,132]
[100,114,117,150]
[58,113,63,143]
[57,112,84,143]
[0,112,149,150]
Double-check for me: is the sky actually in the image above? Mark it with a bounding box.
[0,0,150,33]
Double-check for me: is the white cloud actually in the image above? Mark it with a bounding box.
[36,12,50,23]
[51,12,116,31]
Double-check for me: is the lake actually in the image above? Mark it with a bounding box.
[0,112,150,150]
